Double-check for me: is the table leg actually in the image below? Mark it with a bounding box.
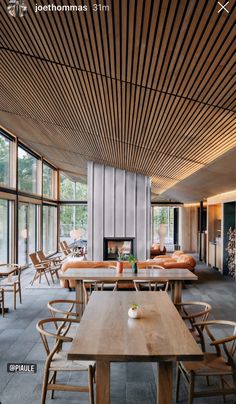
[96,360,110,404]
[75,280,84,317]
[157,362,173,404]
[173,280,182,305]
[0,308,9,314]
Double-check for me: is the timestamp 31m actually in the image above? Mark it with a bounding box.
[92,3,110,12]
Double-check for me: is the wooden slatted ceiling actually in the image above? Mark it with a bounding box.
[0,0,235,200]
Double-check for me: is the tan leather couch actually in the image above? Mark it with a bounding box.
[150,243,166,258]
[152,251,196,272]
[60,253,196,288]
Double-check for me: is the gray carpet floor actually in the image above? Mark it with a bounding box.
[0,262,235,404]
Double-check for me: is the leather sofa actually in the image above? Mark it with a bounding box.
[60,252,196,289]
[150,243,166,258]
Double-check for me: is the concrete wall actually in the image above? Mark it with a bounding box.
[88,162,151,260]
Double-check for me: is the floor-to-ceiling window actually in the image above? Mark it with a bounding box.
[43,205,57,255]
[0,199,10,263]
[18,203,38,265]
[0,128,89,265]
[0,129,59,265]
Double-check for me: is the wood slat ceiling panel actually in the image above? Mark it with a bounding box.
[0,0,235,200]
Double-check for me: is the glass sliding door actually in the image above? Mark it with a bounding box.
[18,203,37,265]
[43,205,57,255]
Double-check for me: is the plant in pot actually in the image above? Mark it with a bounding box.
[117,250,124,273]
[128,254,138,273]
[128,303,141,319]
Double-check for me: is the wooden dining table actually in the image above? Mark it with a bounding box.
[60,267,198,316]
[68,291,203,404]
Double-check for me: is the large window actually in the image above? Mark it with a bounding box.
[43,205,57,255]
[18,203,38,265]
[0,133,10,186]
[0,199,10,263]
[43,163,56,199]
[60,205,87,245]
[18,146,40,194]
[152,206,174,245]
[60,173,87,201]
[0,132,15,188]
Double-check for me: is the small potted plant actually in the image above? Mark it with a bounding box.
[128,254,138,273]
[128,303,141,319]
[117,250,124,273]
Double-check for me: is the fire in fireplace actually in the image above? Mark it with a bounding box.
[104,237,134,261]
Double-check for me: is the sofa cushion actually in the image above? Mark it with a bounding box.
[172,251,185,258]
[176,254,196,269]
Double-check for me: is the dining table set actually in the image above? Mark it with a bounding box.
[60,266,202,404]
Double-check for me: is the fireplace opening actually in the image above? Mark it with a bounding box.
[104,237,134,261]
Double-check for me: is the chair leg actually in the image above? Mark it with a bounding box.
[44,271,50,286]
[176,363,181,402]
[40,363,50,404]
[220,376,226,403]
[206,375,210,386]
[49,270,54,284]
[188,373,195,404]
[50,371,57,399]
[1,291,4,318]
[30,272,37,286]
[88,365,94,404]
[13,283,16,310]
[39,271,42,284]
[19,283,22,304]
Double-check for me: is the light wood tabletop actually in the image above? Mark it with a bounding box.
[68,291,203,404]
[60,267,197,281]
[60,267,198,315]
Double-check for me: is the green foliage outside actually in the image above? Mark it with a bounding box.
[43,164,53,198]
[18,147,38,193]
[60,173,87,201]
[60,205,88,240]
[0,134,10,185]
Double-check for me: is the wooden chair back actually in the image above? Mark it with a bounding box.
[176,301,212,350]
[133,280,169,292]
[37,250,46,261]
[47,299,80,319]
[36,317,79,355]
[29,252,41,267]
[83,280,118,304]
[147,264,165,269]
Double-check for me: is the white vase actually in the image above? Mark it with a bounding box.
[128,307,141,319]
[158,223,167,251]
